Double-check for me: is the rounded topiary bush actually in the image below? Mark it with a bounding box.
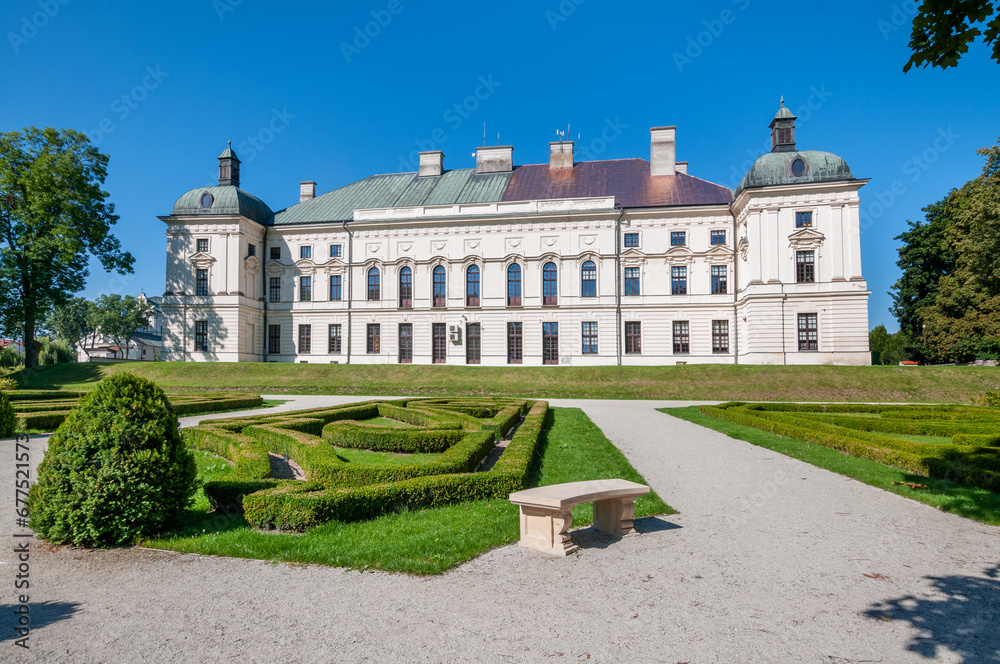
[29,373,197,546]
[0,391,16,437]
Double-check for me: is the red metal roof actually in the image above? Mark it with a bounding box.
[502,159,733,208]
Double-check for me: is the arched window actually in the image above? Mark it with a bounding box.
[543,262,558,305]
[581,260,597,298]
[466,265,480,306]
[433,265,447,308]
[367,267,380,301]
[507,264,522,306]
[399,266,412,308]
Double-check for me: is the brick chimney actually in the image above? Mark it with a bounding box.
[549,141,574,169]
[650,126,676,176]
[299,181,317,203]
[419,151,444,177]
[476,145,513,174]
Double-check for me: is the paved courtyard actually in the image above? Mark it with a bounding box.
[2,396,997,663]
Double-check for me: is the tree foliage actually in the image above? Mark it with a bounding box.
[95,294,154,359]
[28,373,197,547]
[0,127,133,368]
[905,0,1000,71]
[46,296,96,350]
[868,325,917,365]
[891,142,1000,362]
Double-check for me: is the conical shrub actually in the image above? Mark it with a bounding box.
[29,373,196,546]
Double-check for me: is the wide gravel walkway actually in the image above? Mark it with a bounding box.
[2,396,997,663]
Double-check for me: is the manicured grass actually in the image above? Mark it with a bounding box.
[331,446,441,466]
[361,416,415,428]
[13,361,1000,403]
[661,406,1000,526]
[145,407,673,574]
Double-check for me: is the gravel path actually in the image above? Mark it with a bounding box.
[1,397,997,663]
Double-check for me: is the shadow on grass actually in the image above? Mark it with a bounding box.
[524,407,556,489]
[158,509,249,540]
[864,565,1000,664]
[0,601,82,641]
[13,363,106,390]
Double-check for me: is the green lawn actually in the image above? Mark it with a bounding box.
[144,407,673,574]
[12,361,1000,403]
[661,406,1000,526]
[331,446,441,466]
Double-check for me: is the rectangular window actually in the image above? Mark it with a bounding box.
[672,321,690,354]
[466,268,480,307]
[466,323,481,364]
[299,276,312,302]
[328,324,342,354]
[366,324,380,354]
[330,244,342,258]
[543,322,559,365]
[298,324,311,354]
[432,323,447,364]
[712,320,729,354]
[581,262,597,298]
[625,321,641,355]
[624,267,640,296]
[670,231,686,246]
[329,275,342,301]
[795,211,813,228]
[796,251,815,283]
[269,246,281,260]
[194,320,208,352]
[671,266,688,295]
[507,322,522,364]
[196,269,209,296]
[623,232,639,247]
[268,324,281,354]
[196,238,209,253]
[247,243,256,257]
[581,321,598,354]
[398,323,412,363]
[710,230,726,245]
[798,313,818,351]
[300,245,312,260]
[711,265,728,294]
[269,277,281,303]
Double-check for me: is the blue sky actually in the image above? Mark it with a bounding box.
[2,0,998,331]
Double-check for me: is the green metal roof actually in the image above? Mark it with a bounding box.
[171,185,273,225]
[735,150,854,196]
[272,169,513,225]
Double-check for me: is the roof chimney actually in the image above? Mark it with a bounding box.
[549,141,574,169]
[299,181,317,203]
[650,127,676,176]
[675,161,688,174]
[476,145,513,174]
[418,151,444,177]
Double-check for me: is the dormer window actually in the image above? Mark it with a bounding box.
[792,158,806,177]
[196,238,209,253]
[200,193,213,208]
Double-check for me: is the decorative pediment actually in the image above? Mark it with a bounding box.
[188,252,216,269]
[664,246,694,265]
[788,227,825,250]
[578,252,599,266]
[244,255,260,275]
[705,244,735,260]
[621,248,645,260]
[294,258,318,274]
[265,260,285,275]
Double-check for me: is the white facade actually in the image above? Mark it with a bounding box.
[160,105,870,366]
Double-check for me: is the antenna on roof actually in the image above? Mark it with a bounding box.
[497,132,500,146]
[483,122,486,147]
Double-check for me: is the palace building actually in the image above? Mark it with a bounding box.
[159,102,871,366]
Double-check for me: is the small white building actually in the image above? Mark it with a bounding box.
[159,103,870,366]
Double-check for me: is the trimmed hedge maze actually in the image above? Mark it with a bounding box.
[9,391,264,431]
[703,402,1000,493]
[183,398,543,531]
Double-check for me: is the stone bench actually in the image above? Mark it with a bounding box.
[508,479,650,556]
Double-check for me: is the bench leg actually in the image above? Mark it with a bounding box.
[517,506,578,556]
[592,498,637,537]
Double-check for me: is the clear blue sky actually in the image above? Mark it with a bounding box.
[3,0,998,331]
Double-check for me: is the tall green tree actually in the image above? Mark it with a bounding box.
[46,297,96,351]
[905,0,1000,71]
[0,128,133,367]
[95,294,153,359]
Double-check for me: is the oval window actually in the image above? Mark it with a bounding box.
[200,193,214,208]
[791,158,806,177]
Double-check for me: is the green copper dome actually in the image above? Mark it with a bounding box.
[735,150,854,196]
[171,185,273,225]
